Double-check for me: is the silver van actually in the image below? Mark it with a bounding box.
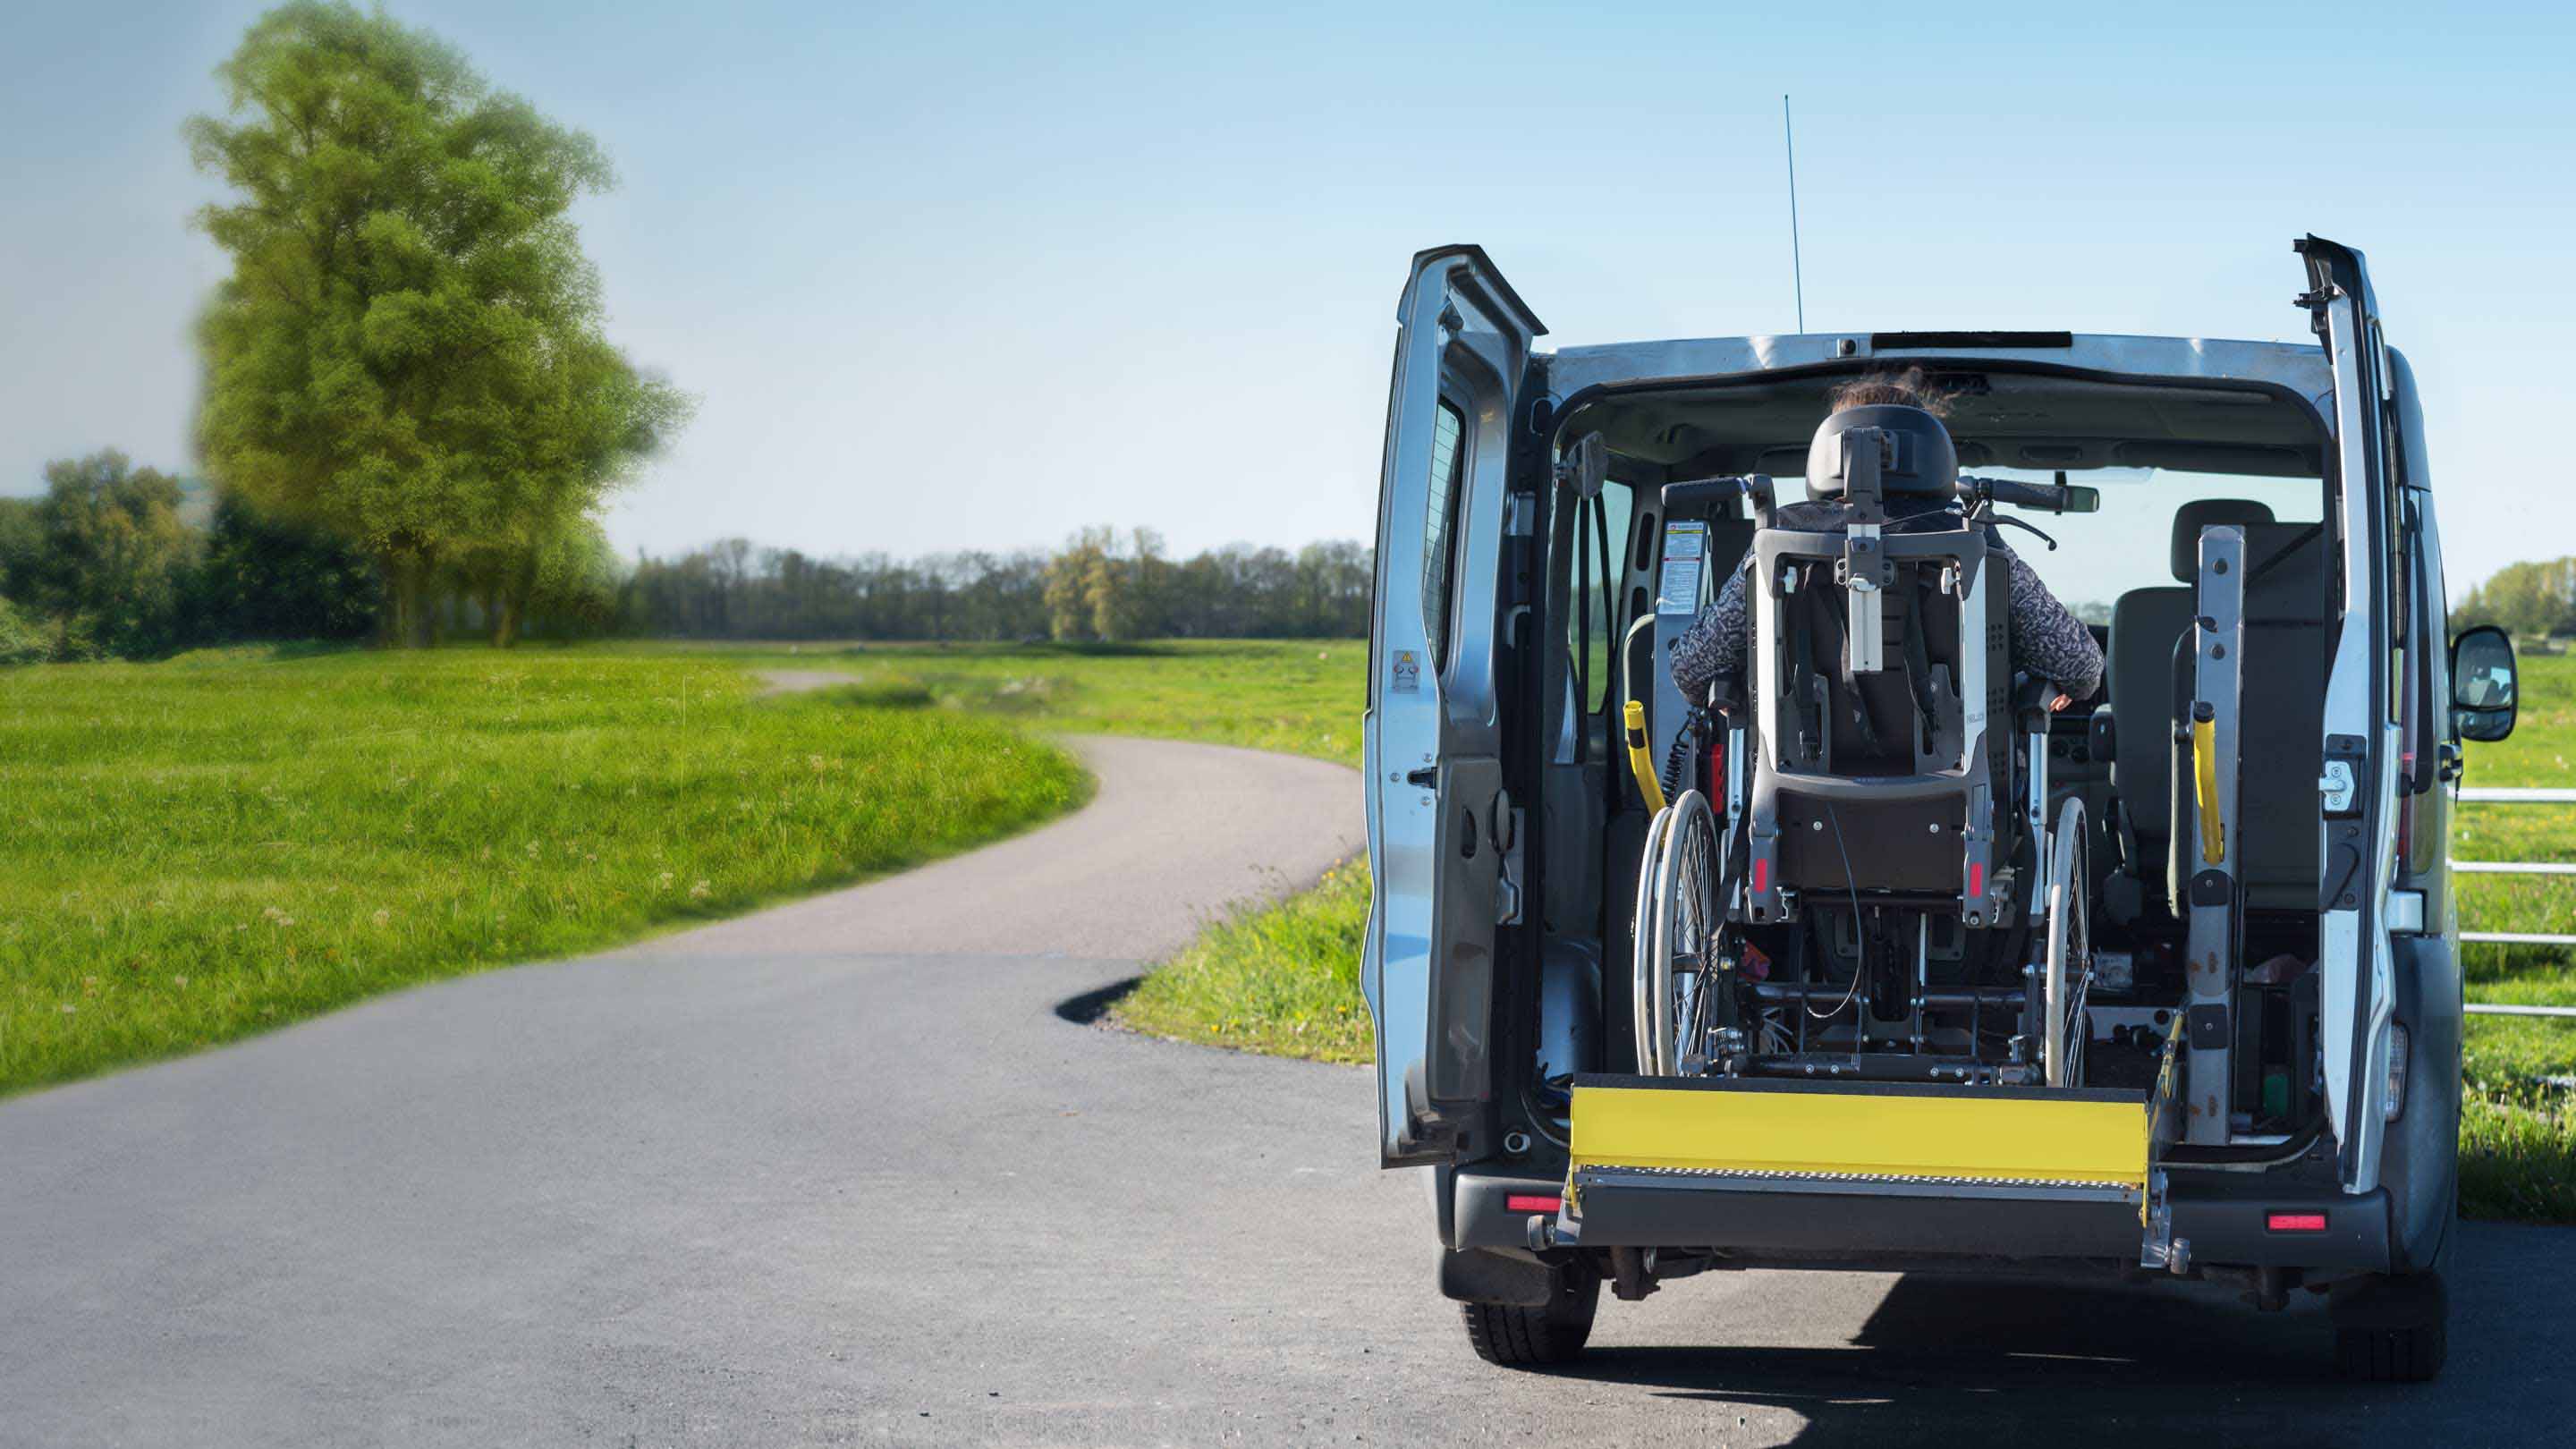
[1360,239,2517,1382]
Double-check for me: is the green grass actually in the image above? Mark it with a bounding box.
[629,638,1366,765]
[0,646,1087,1095]
[1117,860,1373,1061]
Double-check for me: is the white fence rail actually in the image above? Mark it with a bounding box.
[2454,785,2576,1019]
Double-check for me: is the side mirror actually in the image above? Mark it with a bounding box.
[2451,624,2518,742]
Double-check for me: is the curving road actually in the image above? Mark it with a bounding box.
[1,733,2569,1446]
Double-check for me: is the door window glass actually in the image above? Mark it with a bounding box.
[1424,400,1468,663]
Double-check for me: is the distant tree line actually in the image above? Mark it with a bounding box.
[0,449,625,664]
[623,528,1371,642]
[0,454,1368,662]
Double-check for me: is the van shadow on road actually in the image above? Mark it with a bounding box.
[1544,1227,2573,1445]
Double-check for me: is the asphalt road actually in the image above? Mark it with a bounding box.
[3,734,2569,1446]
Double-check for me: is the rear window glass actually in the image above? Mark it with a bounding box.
[1983,469,2323,623]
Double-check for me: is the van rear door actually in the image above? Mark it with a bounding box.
[1363,246,1545,1167]
[2299,234,2405,1190]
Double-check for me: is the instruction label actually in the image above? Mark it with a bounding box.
[1657,521,1707,614]
[1390,648,1421,693]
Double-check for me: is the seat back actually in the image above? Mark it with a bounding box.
[1741,507,2013,909]
[2165,518,2331,912]
[2108,500,2275,899]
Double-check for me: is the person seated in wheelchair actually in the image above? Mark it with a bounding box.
[1671,373,2102,719]
[1639,372,2111,1089]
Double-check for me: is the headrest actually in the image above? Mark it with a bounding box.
[1805,404,1959,503]
[2170,500,2275,581]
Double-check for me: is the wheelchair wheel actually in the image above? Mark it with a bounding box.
[1635,790,1722,1075]
[2041,797,2092,1089]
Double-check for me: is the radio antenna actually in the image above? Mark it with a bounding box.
[1783,94,1807,333]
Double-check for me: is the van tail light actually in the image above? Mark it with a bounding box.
[1506,1194,1563,1215]
[2266,1212,2329,1233]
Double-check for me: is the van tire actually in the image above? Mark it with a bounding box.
[2331,1270,2448,1383]
[1462,1269,1598,1368]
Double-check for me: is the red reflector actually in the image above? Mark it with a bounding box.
[1753,859,1770,894]
[2267,1212,2329,1233]
[1506,1195,1562,1215]
[1969,861,1986,896]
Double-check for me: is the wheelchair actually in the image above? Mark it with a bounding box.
[1628,406,2096,1092]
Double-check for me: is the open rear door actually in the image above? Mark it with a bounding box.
[1362,246,1545,1166]
[2298,234,2402,1191]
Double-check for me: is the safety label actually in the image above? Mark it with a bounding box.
[1657,521,1707,614]
[1391,648,1421,693]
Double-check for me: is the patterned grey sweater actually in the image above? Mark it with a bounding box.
[1671,504,2105,706]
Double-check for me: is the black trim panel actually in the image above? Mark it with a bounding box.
[1874,330,2074,349]
[1572,1170,2140,1257]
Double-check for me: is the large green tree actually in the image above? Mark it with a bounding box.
[187,2,683,646]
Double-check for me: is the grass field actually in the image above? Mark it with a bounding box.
[634,638,1366,765]
[0,646,1087,1095]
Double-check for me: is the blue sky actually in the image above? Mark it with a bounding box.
[4,1,2571,595]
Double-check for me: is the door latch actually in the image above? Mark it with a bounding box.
[2318,759,2356,814]
[1404,767,1439,790]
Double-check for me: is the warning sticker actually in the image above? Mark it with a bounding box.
[1391,648,1421,693]
[1657,521,1708,614]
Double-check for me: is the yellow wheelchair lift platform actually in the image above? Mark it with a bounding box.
[1558,1074,2179,1264]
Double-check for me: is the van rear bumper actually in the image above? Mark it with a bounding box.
[1450,1164,2394,1274]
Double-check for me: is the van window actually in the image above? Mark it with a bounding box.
[1424,399,1468,663]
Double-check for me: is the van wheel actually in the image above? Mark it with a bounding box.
[2332,1271,2448,1383]
[1462,1269,1598,1368]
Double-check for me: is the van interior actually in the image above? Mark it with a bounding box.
[1519,366,2342,1160]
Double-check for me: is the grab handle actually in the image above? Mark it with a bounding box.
[2190,701,2224,864]
[1623,699,1669,815]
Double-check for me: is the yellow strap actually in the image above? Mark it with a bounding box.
[1623,699,1668,815]
[2192,714,2224,864]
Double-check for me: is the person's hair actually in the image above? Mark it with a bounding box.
[1827,369,1951,418]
